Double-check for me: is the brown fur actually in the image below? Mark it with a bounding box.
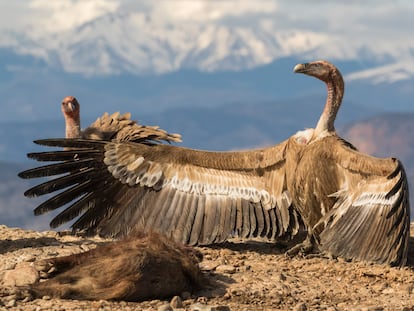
[28,231,203,301]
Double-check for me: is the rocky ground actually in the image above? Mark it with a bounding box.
[1,224,414,311]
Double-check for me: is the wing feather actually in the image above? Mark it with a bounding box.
[318,143,410,266]
[19,138,302,246]
[188,195,205,245]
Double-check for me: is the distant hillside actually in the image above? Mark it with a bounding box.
[342,113,414,210]
[2,110,414,231]
[342,113,414,175]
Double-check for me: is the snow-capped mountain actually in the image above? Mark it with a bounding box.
[3,12,330,76]
[0,0,413,124]
[1,1,413,79]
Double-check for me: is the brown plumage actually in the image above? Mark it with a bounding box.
[27,231,202,301]
[287,61,410,265]
[61,95,182,143]
[19,61,410,266]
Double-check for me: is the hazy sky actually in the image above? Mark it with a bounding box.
[0,1,412,38]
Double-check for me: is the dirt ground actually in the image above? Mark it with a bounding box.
[1,224,414,311]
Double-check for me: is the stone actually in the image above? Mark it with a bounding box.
[215,265,236,274]
[170,295,183,308]
[157,303,173,311]
[2,262,39,287]
[199,261,220,271]
[293,302,307,311]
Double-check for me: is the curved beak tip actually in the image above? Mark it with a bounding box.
[293,64,304,73]
[68,102,76,112]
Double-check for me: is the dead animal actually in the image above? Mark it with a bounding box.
[27,231,203,301]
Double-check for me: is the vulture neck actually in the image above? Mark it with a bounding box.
[314,69,344,135]
[65,114,81,138]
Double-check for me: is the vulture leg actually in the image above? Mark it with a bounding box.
[285,232,316,257]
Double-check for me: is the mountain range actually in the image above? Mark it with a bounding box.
[0,3,414,123]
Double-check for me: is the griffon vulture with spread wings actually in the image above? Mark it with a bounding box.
[19,61,410,266]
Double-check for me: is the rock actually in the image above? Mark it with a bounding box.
[157,303,173,311]
[293,302,307,311]
[277,272,287,281]
[382,288,395,294]
[215,265,236,274]
[2,262,39,286]
[170,295,183,308]
[190,303,230,311]
[5,299,16,308]
[199,261,220,271]
[3,262,16,270]
[191,303,208,311]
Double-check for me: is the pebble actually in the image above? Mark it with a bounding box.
[293,302,307,311]
[24,255,36,262]
[6,299,16,307]
[170,295,183,308]
[199,261,220,271]
[190,303,231,311]
[157,303,173,311]
[3,262,16,270]
[382,288,395,294]
[276,272,287,282]
[215,265,236,274]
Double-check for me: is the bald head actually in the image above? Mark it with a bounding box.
[61,96,80,118]
[61,96,81,139]
[294,60,342,84]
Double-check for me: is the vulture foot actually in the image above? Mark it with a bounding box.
[285,235,316,257]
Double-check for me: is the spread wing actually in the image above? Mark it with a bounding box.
[317,142,410,266]
[18,138,302,245]
[82,111,182,143]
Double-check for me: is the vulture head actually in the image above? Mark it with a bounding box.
[294,60,342,84]
[293,60,345,134]
[61,96,81,138]
[61,96,80,119]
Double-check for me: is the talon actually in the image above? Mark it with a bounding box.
[285,234,316,257]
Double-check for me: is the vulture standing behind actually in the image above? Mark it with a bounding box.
[19,61,410,266]
[60,95,182,143]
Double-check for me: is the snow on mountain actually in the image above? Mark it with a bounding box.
[2,12,330,76]
[1,1,413,79]
[346,59,414,84]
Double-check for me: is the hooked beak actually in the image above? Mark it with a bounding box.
[293,63,309,74]
[67,102,76,112]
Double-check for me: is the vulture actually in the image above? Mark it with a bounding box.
[18,61,410,266]
[60,95,182,143]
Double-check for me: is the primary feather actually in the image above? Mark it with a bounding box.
[19,62,410,266]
